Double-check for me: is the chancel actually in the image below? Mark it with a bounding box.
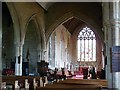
[1,1,120,90]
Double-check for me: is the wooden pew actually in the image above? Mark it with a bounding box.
[2,76,40,83]
[2,76,108,90]
[2,76,41,89]
[37,84,102,90]
[56,79,108,88]
[36,79,108,90]
[37,84,101,90]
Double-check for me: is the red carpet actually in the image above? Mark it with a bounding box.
[72,75,83,79]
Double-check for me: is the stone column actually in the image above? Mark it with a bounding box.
[38,40,46,62]
[19,44,23,76]
[15,43,23,76]
[55,29,61,68]
[0,1,2,85]
[112,2,120,46]
[37,48,41,62]
[96,36,102,71]
[102,2,113,88]
[110,1,120,89]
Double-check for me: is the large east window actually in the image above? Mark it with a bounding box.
[77,27,96,62]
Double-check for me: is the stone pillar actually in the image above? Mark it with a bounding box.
[112,2,120,45]
[38,44,46,62]
[37,49,40,62]
[96,36,102,71]
[55,29,61,68]
[19,44,23,76]
[15,43,19,75]
[37,48,41,62]
[102,2,113,88]
[15,43,23,76]
[110,1,120,89]
[0,1,2,85]
[50,32,55,67]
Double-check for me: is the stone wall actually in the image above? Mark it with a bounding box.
[48,25,72,69]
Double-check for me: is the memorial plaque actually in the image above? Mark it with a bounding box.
[112,46,120,72]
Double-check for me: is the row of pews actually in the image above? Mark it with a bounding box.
[1,76,108,90]
[37,79,108,90]
[2,76,48,89]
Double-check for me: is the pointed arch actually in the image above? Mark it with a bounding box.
[46,11,104,45]
[6,2,20,44]
[46,11,104,70]
[77,26,96,62]
[23,14,45,53]
[23,16,41,74]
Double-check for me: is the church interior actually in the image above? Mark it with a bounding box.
[1,1,120,90]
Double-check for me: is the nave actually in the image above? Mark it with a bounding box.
[1,1,120,90]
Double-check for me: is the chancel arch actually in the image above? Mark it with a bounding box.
[46,2,103,42]
[47,15,104,73]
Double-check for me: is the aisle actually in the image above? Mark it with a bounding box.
[72,75,83,79]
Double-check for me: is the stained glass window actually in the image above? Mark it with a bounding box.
[77,27,96,62]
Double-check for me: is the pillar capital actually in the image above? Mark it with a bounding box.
[103,21,111,27]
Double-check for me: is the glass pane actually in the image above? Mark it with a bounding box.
[78,39,80,61]
[77,27,96,63]
[81,40,84,61]
[93,39,96,61]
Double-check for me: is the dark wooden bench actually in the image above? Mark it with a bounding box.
[57,79,108,88]
[2,76,108,90]
[2,76,41,89]
[36,79,108,90]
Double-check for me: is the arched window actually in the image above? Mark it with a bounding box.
[77,27,96,62]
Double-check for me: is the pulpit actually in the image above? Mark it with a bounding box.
[37,60,49,77]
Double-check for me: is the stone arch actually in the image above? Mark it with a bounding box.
[33,15,46,52]
[4,2,25,75]
[46,10,104,70]
[6,2,20,44]
[23,17,40,74]
[22,14,38,44]
[46,11,104,45]
[23,13,46,53]
[2,2,21,70]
